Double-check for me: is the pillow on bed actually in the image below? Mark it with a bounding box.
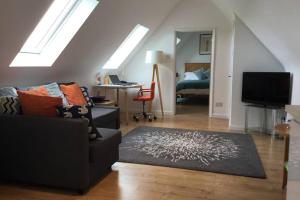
[184,72,199,80]
[203,69,211,80]
[193,68,206,80]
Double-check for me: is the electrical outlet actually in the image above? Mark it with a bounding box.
[216,102,223,107]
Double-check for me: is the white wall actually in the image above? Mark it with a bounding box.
[0,0,180,87]
[122,0,233,116]
[212,0,300,106]
[230,17,284,129]
[176,32,211,80]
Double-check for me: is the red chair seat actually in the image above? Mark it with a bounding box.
[133,82,155,102]
[133,95,152,101]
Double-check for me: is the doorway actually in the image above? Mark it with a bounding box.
[174,30,215,116]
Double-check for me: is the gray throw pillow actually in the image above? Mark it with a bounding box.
[44,82,68,106]
[0,87,17,97]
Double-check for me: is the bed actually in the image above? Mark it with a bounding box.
[176,63,210,96]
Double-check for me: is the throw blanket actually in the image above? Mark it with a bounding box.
[176,79,209,91]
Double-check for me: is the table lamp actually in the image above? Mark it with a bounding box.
[145,50,164,116]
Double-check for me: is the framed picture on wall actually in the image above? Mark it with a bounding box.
[199,34,212,55]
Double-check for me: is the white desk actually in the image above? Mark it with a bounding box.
[93,84,142,125]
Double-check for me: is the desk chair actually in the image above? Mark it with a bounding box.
[133,81,157,122]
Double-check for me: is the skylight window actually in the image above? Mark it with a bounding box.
[103,24,149,69]
[10,0,99,67]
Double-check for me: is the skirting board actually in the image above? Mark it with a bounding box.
[127,109,175,116]
[128,110,228,118]
[229,125,244,131]
[229,125,267,133]
[210,113,229,119]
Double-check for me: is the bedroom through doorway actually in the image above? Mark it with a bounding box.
[175,31,213,116]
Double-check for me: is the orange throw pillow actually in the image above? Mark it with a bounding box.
[60,83,87,106]
[22,86,49,96]
[17,91,63,117]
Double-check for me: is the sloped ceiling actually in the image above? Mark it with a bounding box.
[212,0,300,104]
[0,0,181,86]
[175,32,194,51]
[122,0,233,115]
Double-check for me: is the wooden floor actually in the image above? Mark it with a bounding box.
[0,105,286,200]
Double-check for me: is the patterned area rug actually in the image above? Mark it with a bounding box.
[119,126,266,178]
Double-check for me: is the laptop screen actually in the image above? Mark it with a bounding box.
[109,75,121,84]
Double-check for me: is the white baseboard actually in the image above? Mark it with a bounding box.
[229,125,244,131]
[126,109,175,116]
[211,113,229,119]
[152,110,175,116]
[229,124,271,133]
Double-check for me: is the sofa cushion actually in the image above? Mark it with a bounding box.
[92,107,120,129]
[0,96,20,115]
[89,128,121,163]
[0,87,17,97]
[80,86,95,107]
[44,82,68,106]
[17,83,68,106]
[17,91,63,117]
[18,86,49,95]
[57,105,101,140]
[60,83,87,106]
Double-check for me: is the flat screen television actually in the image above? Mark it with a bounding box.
[242,72,291,106]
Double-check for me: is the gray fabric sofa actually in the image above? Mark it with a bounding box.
[0,107,121,193]
[92,106,120,129]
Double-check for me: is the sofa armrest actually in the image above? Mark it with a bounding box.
[0,114,90,191]
[92,106,120,129]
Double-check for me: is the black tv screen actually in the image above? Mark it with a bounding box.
[242,72,291,106]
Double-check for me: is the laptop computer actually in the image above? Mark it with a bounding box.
[108,75,137,85]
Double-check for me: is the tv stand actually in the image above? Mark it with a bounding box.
[245,104,285,134]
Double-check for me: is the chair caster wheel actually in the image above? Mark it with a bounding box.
[133,116,139,122]
[149,119,152,122]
